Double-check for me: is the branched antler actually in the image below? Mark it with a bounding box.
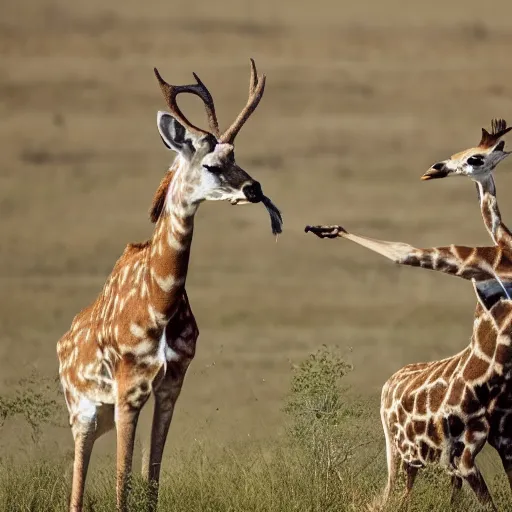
[154,68,220,137]
[220,59,266,144]
[154,59,266,144]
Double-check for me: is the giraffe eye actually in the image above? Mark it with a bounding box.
[203,165,223,173]
[467,155,484,167]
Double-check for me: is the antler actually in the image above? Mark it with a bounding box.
[220,59,266,144]
[154,68,220,138]
[479,118,512,148]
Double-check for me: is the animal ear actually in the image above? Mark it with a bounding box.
[157,111,195,155]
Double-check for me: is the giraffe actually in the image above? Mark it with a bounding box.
[305,121,512,507]
[57,59,282,512]
[421,119,512,504]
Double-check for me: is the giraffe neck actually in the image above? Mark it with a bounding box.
[469,300,512,382]
[476,175,512,247]
[145,159,199,317]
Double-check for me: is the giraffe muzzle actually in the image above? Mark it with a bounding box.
[421,163,449,180]
[243,181,264,203]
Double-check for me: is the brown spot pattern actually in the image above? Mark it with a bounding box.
[463,353,489,382]
[415,389,428,415]
[429,382,447,413]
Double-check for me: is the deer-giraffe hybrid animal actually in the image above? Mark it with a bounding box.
[305,121,512,508]
[57,59,282,512]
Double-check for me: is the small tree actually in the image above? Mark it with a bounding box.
[284,345,381,508]
[0,373,60,443]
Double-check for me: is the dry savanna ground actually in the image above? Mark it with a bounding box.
[2,0,512,509]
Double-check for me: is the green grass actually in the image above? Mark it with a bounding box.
[0,348,510,511]
[1,443,509,511]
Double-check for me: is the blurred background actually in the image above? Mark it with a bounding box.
[2,0,512,459]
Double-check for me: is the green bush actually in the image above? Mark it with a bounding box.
[0,372,60,442]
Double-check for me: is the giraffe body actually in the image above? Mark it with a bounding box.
[58,60,282,512]
[382,314,510,475]
[306,120,512,508]
[57,241,198,437]
[381,292,512,511]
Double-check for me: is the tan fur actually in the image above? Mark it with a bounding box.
[59,60,272,512]
[150,169,176,223]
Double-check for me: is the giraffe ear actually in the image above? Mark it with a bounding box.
[157,111,198,157]
[157,111,186,151]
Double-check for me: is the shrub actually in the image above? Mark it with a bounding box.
[0,372,60,442]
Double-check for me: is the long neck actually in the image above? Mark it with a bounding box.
[476,175,512,248]
[469,302,512,381]
[146,160,198,316]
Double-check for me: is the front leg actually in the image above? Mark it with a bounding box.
[116,405,140,512]
[115,360,151,511]
[305,224,511,282]
[145,291,198,511]
[306,224,417,263]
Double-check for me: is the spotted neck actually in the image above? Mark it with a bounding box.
[469,296,512,383]
[146,160,199,316]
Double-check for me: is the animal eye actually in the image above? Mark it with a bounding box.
[203,165,223,173]
[467,155,484,167]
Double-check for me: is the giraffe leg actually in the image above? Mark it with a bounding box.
[378,411,400,507]
[69,421,96,512]
[306,225,501,281]
[450,475,463,505]
[115,404,142,512]
[394,463,419,511]
[464,467,496,511]
[145,304,198,511]
[403,463,419,499]
[145,363,189,510]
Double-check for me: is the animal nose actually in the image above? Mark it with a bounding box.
[421,162,449,180]
[243,181,263,203]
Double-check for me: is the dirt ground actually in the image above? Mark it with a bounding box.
[3,0,512,459]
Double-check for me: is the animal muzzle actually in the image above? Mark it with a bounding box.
[243,181,263,203]
[421,163,449,180]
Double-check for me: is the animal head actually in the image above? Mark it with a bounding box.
[155,59,267,206]
[422,119,511,182]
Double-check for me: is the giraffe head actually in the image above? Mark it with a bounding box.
[153,60,282,234]
[422,119,511,182]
